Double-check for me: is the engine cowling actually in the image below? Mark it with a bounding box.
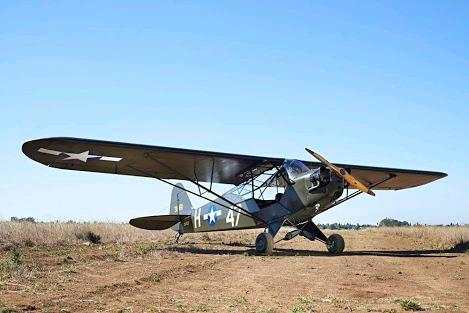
[309,166,331,189]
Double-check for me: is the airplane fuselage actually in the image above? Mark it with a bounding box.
[173,167,345,234]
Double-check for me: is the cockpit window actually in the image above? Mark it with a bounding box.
[283,159,310,178]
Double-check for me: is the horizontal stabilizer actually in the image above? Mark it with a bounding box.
[129,214,190,230]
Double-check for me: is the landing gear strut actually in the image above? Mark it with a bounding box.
[282,220,346,254]
[175,232,183,243]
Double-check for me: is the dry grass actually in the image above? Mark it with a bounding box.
[0,222,468,252]
[0,222,174,248]
[0,222,261,249]
[367,226,469,250]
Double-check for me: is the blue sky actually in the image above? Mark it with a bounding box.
[1,1,467,224]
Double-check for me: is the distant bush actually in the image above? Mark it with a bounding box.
[379,218,410,227]
[10,217,35,223]
[75,231,101,244]
[318,223,376,230]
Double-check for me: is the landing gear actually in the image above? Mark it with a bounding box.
[326,234,345,254]
[175,232,183,243]
[281,220,346,254]
[255,232,273,255]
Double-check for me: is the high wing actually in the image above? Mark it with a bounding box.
[22,137,275,185]
[22,137,447,190]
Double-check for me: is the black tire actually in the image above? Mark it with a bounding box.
[326,234,345,254]
[275,193,283,202]
[255,232,273,255]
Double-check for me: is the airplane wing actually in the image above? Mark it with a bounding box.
[22,137,275,185]
[22,137,446,190]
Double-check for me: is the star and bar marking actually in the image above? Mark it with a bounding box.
[203,204,222,227]
[38,148,122,163]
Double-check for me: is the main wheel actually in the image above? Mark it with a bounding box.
[255,232,273,255]
[326,234,345,254]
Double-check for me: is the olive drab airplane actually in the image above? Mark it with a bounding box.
[23,138,447,255]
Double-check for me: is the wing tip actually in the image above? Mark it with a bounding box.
[22,139,40,162]
[22,138,54,164]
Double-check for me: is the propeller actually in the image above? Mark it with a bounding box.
[305,148,375,196]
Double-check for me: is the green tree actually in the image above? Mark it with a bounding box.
[379,218,410,227]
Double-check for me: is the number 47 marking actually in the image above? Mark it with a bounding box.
[225,206,241,227]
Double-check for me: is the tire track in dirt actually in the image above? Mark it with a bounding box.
[77,249,236,310]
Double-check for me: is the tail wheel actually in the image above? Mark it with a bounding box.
[326,234,345,254]
[255,232,273,255]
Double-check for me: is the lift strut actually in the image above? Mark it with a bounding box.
[326,174,396,211]
[127,161,268,225]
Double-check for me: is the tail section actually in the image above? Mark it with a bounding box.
[170,183,192,215]
[129,183,193,231]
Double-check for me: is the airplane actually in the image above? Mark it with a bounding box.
[22,137,447,255]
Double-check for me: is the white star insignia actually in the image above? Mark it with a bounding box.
[207,208,217,224]
[37,148,123,163]
[203,205,222,225]
[63,150,100,162]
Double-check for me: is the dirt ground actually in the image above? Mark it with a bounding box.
[1,229,468,313]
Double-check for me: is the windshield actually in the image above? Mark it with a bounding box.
[283,159,310,179]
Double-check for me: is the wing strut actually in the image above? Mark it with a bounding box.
[326,174,396,212]
[127,156,268,225]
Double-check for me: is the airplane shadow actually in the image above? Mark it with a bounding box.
[169,242,461,258]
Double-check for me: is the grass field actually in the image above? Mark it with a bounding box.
[0,223,468,312]
[1,222,468,249]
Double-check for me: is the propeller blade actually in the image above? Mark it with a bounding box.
[305,148,375,196]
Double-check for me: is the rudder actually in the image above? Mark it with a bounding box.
[170,183,192,215]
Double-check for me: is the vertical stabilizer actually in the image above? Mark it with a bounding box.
[169,183,193,215]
